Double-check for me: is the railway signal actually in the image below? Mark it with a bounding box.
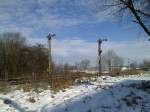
[98,38,107,76]
[47,33,55,75]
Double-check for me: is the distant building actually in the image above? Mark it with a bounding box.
[121,67,129,71]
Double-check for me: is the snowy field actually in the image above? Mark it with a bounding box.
[0,74,150,112]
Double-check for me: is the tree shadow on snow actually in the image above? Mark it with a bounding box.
[3,98,35,112]
[41,79,150,112]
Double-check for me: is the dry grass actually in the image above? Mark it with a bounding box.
[0,82,11,94]
[0,72,94,93]
[110,69,144,76]
[18,83,33,92]
[18,82,50,93]
[121,69,143,75]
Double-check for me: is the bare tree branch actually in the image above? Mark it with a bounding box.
[127,0,150,37]
[136,9,150,18]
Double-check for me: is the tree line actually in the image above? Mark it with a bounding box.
[0,32,149,81]
[0,32,49,80]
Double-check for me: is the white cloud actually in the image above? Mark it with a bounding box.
[104,41,150,60]
[0,0,115,34]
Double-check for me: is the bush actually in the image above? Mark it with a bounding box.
[28,97,36,103]
[0,82,11,93]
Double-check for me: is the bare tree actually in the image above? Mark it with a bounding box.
[102,50,124,72]
[130,61,138,69]
[75,59,90,71]
[141,59,150,68]
[0,32,49,80]
[101,0,150,38]
[81,59,90,70]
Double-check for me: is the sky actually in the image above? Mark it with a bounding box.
[0,0,150,66]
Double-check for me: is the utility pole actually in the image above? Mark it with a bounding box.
[47,33,55,75]
[98,38,107,76]
[128,58,130,70]
[108,59,112,75]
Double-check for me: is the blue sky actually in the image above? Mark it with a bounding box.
[0,0,150,65]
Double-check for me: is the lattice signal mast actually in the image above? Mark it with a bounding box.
[47,33,55,74]
[98,38,107,76]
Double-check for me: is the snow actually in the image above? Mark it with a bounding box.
[0,74,150,112]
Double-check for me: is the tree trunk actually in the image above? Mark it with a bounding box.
[127,0,150,37]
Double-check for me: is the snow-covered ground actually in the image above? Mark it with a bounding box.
[0,74,150,112]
